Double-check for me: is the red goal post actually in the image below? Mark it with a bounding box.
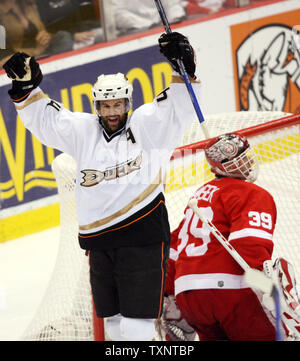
[172,113,300,159]
[21,111,300,341]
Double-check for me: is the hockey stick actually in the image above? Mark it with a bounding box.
[154,0,210,139]
[188,198,282,340]
[188,199,266,282]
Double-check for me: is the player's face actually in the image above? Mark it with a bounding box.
[226,159,250,177]
[224,149,257,182]
[98,99,127,133]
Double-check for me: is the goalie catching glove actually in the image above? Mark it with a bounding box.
[3,52,43,103]
[156,295,196,341]
[159,32,196,79]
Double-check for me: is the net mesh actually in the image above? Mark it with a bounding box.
[21,111,300,340]
[22,156,94,341]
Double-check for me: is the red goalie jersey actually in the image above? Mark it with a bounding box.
[165,176,277,296]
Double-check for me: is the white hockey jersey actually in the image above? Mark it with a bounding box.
[14,75,201,249]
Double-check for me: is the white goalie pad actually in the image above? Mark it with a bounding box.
[263,258,300,340]
[155,295,197,341]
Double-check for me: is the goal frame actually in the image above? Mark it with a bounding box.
[172,113,300,159]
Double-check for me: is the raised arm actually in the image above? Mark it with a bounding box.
[3,52,43,103]
[131,32,201,151]
[3,52,92,156]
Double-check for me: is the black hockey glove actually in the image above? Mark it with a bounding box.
[159,32,196,79]
[3,52,43,103]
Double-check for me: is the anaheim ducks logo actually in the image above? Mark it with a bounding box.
[235,25,300,113]
[80,152,142,187]
[80,170,105,187]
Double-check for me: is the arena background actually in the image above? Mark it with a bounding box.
[0,0,299,242]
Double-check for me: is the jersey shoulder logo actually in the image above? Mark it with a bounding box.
[194,184,219,203]
[47,99,61,111]
[156,87,170,103]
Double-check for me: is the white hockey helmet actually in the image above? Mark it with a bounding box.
[92,73,133,116]
[204,133,259,182]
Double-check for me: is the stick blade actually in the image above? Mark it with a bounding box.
[244,268,274,294]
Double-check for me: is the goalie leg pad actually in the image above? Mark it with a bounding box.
[120,317,156,341]
[263,258,300,340]
[158,295,196,341]
[274,258,300,340]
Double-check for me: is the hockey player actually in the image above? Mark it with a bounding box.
[3,32,200,341]
[162,133,300,341]
[164,133,278,341]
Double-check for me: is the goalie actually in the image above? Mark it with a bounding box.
[160,133,300,341]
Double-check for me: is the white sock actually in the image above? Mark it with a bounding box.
[120,317,155,341]
[105,313,123,341]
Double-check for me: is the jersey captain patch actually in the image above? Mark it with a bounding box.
[80,152,142,187]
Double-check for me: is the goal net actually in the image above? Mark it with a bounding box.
[21,111,300,341]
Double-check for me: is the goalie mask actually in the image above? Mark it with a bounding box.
[204,133,259,182]
[92,73,133,117]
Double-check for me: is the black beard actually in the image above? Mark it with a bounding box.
[99,113,128,135]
